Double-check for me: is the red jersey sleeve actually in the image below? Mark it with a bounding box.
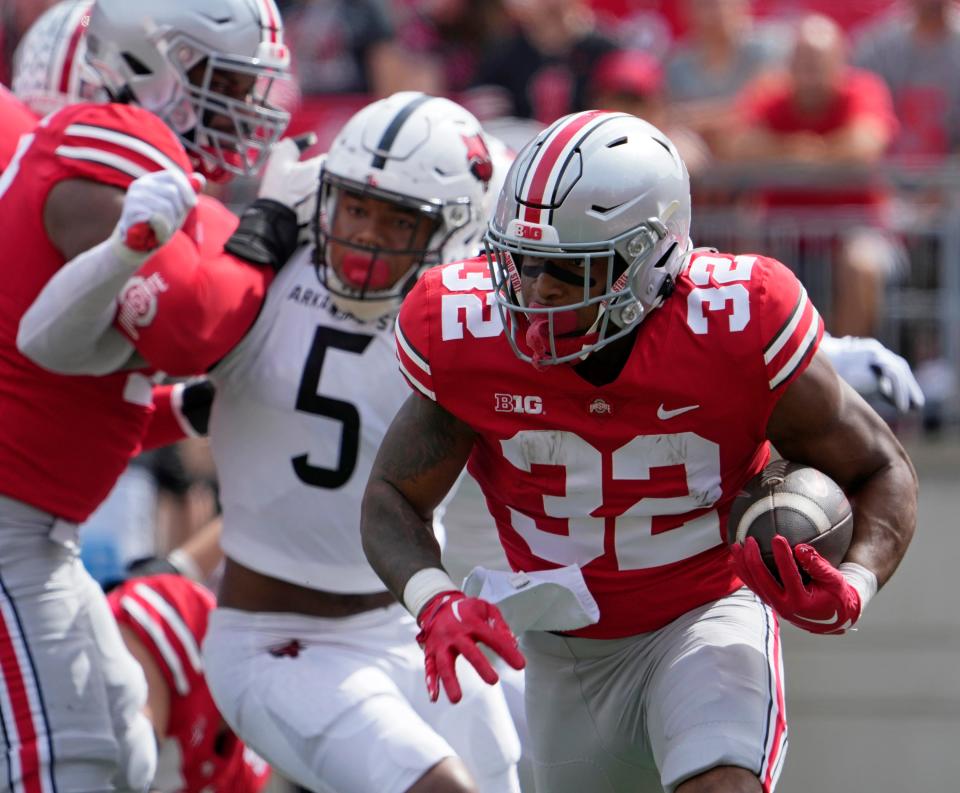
[113,196,272,375]
[38,103,193,190]
[108,574,214,699]
[395,271,438,401]
[0,85,36,171]
[753,255,823,394]
[141,384,197,450]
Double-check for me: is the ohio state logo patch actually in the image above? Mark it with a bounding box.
[117,273,169,340]
[588,398,612,415]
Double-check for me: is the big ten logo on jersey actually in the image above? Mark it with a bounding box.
[685,254,756,335]
[440,260,503,341]
[495,393,544,414]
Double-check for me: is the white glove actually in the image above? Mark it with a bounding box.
[111,169,201,266]
[821,334,925,413]
[258,134,322,243]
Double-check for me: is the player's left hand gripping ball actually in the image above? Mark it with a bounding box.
[416,591,526,703]
[730,535,863,634]
[113,169,204,264]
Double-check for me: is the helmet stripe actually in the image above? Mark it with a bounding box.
[519,110,608,224]
[57,5,90,95]
[254,0,281,43]
[370,93,432,170]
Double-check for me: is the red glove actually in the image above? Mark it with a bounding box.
[729,536,863,634]
[416,591,526,704]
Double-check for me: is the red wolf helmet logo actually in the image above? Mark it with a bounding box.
[462,133,493,186]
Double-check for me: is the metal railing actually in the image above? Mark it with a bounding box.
[690,160,960,425]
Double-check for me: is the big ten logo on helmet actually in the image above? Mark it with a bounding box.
[506,219,558,243]
[495,393,544,414]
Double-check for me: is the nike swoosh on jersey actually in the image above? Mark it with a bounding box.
[657,403,700,420]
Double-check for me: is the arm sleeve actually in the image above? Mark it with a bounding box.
[114,237,273,375]
[395,275,437,401]
[49,103,193,189]
[755,256,823,394]
[16,235,138,375]
[141,383,206,450]
[108,576,213,699]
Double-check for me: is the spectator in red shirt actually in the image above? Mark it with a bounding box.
[721,13,902,337]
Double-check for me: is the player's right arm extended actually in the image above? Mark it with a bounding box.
[17,171,197,374]
[361,393,525,703]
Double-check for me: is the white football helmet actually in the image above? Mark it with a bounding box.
[316,91,494,320]
[486,110,692,366]
[12,1,101,117]
[83,0,291,180]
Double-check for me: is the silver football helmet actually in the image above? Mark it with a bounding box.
[486,110,692,366]
[83,0,291,180]
[316,91,494,320]
[12,1,101,117]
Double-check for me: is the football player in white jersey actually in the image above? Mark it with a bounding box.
[199,92,521,793]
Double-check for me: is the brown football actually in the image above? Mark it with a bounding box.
[727,460,853,579]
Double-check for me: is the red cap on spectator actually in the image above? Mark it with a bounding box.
[592,50,664,99]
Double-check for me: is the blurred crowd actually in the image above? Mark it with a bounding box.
[2,0,959,575]
[7,0,958,357]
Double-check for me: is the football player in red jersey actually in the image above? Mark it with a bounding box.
[361,111,919,793]
[0,1,292,790]
[107,574,270,793]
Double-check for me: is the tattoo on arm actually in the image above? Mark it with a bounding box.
[378,396,470,487]
[361,395,475,600]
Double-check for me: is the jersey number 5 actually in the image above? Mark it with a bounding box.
[292,326,373,489]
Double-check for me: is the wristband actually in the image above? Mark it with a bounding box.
[402,567,457,618]
[166,548,204,583]
[838,562,878,612]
